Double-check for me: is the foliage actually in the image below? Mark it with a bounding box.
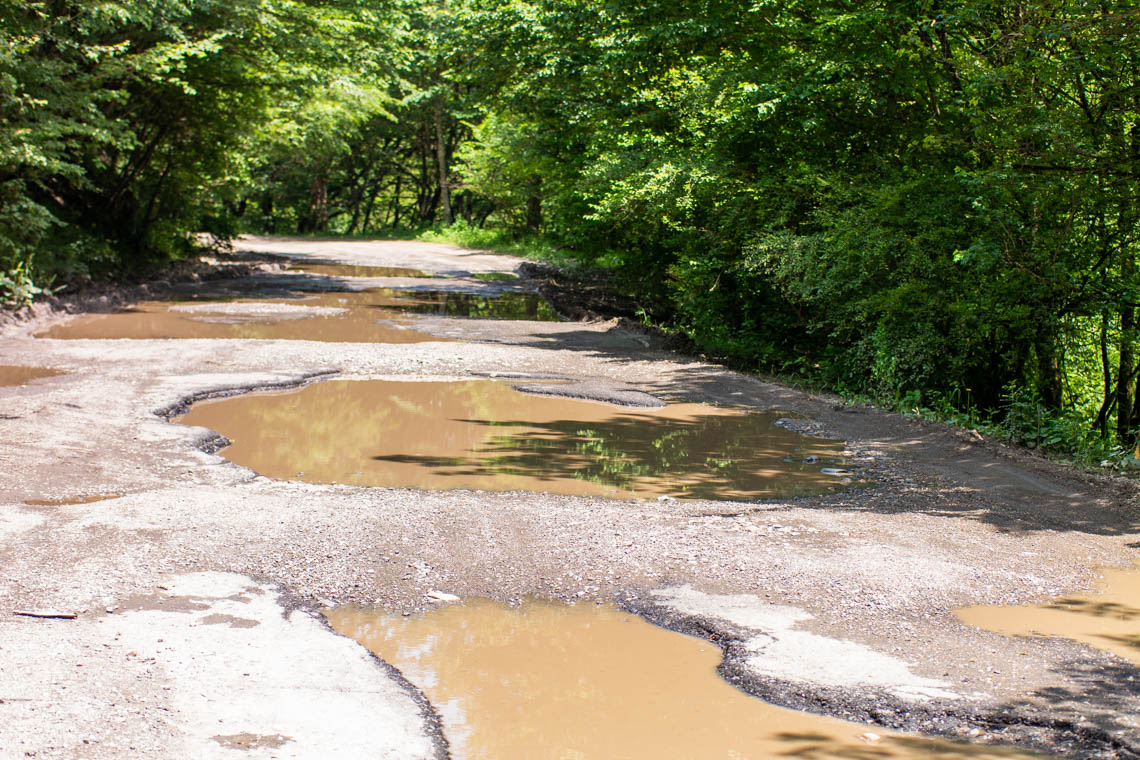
[1,0,402,282]
[0,259,52,307]
[416,220,573,266]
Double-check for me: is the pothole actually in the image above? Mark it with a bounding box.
[956,562,1140,666]
[175,379,858,500]
[0,366,64,386]
[327,598,1051,759]
[35,288,558,341]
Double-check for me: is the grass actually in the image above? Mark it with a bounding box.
[414,222,581,268]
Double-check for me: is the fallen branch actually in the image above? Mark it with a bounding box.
[13,610,77,620]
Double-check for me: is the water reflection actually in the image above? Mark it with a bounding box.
[328,599,1050,760]
[177,379,855,500]
[380,290,558,321]
[285,263,430,278]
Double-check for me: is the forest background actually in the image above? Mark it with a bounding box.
[4,0,1139,464]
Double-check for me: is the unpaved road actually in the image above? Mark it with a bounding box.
[3,236,1140,759]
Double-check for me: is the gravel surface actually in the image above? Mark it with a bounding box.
[2,236,1140,759]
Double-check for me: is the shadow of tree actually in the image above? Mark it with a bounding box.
[368,290,559,320]
[373,412,852,501]
[1003,659,1140,750]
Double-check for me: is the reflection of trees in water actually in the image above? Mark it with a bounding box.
[378,413,841,499]
[382,291,559,321]
[1044,599,1140,621]
[774,732,1037,759]
[1098,633,1140,651]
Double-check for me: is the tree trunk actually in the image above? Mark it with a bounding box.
[1118,253,1136,443]
[307,163,329,233]
[434,101,454,226]
[1094,310,1112,437]
[525,175,542,232]
[391,174,402,229]
[260,193,274,234]
[1036,331,1063,411]
[346,166,369,234]
[360,173,384,233]
[417,131,434,222]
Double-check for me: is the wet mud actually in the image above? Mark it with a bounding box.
[176,379,855,501]
[957,563,1140,667]
[0,365,64,386]
[328,599,1051,760]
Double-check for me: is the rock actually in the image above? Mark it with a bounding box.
[426,590,460,603]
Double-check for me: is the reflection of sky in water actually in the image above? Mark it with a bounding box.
[439,699,471,758]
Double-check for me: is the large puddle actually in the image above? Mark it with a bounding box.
[956,562,1140,666]
[36,289,557,341]
[328,599,1049,759]
[0,366,64,386]
[177,379,854,500]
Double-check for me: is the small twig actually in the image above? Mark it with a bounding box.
[13,610,77,620]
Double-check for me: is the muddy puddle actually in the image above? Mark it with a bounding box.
[177,379,855,500]
[36,288,557,341]
[328,599,1049,760]
[0,366,64,386]
[390,290,557,320]
[956,562,1140,666]
[33,291,444,343]
[285,262,430,278]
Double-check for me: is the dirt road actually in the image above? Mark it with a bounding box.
[2,236,1139,759]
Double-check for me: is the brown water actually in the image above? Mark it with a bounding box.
[956,563,1140,666]
[35,288,557,341]
[392,290,558,320]
[177,379,854,500]
[328,599,1049,760]
[0,366,63,386]
[286,262,430,278]
[34,291,448,343]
